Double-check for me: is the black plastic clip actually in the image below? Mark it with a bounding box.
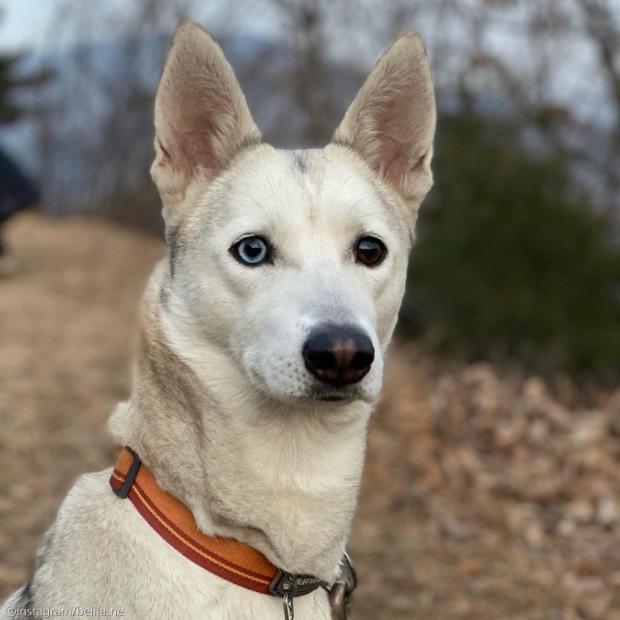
[269,570,325,598]
[113,447,142,499]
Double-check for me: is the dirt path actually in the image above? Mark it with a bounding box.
[1,214,619,619]
[0,213,164,591]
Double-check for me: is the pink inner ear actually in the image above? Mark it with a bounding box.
[369,75,433,197]
[163,85,228,180]
[176,129,219,178]
[375,95,414,189]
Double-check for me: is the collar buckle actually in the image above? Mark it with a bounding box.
[268,570,325,598]
[269,572,324,620]
[269,559,357,620]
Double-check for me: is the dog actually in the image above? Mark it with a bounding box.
[1,21,435,620]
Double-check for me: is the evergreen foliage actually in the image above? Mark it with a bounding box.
[408,115,620,378]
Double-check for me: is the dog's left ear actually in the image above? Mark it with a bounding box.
[152,21,261,221]
[333,32,436,206]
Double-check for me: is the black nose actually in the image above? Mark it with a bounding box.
[303,325,375,387]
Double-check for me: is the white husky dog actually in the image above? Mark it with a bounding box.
[1,21,435,620]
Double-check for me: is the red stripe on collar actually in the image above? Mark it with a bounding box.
[109,447,278,594]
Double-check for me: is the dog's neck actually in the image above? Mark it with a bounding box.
[109,264,371,581]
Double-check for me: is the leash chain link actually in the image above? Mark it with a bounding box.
[282,592,294,620]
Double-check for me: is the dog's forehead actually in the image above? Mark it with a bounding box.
[205,145,396,230]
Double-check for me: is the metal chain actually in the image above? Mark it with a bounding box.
[282,592,294,620]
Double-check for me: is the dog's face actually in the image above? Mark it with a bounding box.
[152,22,435,406]
[165,146,410,404]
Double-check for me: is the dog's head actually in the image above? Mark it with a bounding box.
[152,22,435,406]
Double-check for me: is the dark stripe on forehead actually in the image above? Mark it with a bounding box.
[293,150,308,174]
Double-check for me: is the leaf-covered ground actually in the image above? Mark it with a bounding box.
[1,214,619,619]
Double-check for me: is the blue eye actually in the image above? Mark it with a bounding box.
[231,236,271,266]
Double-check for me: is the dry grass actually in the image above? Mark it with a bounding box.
[1,213,619,619]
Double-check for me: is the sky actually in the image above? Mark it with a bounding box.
[0,0,613,133]
[0,0,282,54]
[0,0,58,52]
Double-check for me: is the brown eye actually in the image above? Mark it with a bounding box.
[355,236,387,267]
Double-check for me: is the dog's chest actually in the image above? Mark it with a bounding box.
[31,472,332,620]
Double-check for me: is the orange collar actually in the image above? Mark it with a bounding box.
[109,447,332,600]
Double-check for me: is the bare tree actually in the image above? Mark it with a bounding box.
[23,0,619,233]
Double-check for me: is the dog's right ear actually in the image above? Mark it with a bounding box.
[152,22,261,222]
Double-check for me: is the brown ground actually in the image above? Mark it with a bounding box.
[1,213,619,619]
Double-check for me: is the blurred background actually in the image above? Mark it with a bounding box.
[0,1,619,618]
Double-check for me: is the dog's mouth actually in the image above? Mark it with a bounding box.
[317,395,349,402]
[307,384,370,405]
